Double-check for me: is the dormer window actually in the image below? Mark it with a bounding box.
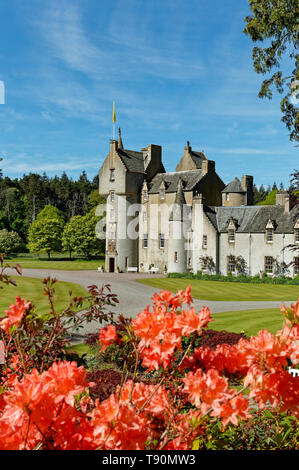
[110,191,115,202]
[160,190,165,200]
[266,219,275,244]
[266,228,273,243]
[228,230,235,243]
[110,169,115,181]
[227,218,237,244]
[143,190,148,202]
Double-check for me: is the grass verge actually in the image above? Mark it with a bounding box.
[0,276,88,317]
[137,278,299,301]
[6,258,105,271]
[210,307,284,337]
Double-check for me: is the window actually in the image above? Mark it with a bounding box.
[110,169,115,181]
[227,255,236,273]
[202,235,207,249]
[143,190,148,202]
[202,257,208,271]
[295,229,299,244]
[228,230,235,243]
[143,211,147,222]
[160,190,165,200]
[266,228,273,243]
[110,209,115,221]
[109,223,116,241]
[159,233,165,249]
[174,251,178,263]
[111,191,115,202]
[294,257,299,275]
[125,257,128,268]
[226,194,230,201]
[142,234,148,248]
[265,256,273,274]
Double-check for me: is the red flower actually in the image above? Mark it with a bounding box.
[182,368,231,414]
[98,324,119,352]
[0,297,31,334]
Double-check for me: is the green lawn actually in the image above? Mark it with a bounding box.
[137,278,299,301]
[210,308,285,337]
[0,276,88,318]
[6,258,105,271]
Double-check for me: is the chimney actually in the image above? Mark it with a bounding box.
[110,139,118,153]
[143,144,163,180]
[241,175,254,205]
[275,190,290,212]
[201,159,215,175]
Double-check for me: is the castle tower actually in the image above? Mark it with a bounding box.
[221,175,253,206]
[168,178,188,273]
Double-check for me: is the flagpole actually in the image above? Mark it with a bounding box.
[113,101,116,140]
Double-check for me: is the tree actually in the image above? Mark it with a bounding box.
[244,0,299,141]
[61,216,81,259]
[28,219,64,259]
[36,205,65,223]
[0,229,23,255]
[235,256,248,275]
[257,188,277,205]
[199,255,216,274]
[62,210,104,259]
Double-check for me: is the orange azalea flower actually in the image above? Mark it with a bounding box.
[98,324,119,352]
[182,368,231,414]
[211,394,251,429]
[0,296,31,334]
[42,360,90,406]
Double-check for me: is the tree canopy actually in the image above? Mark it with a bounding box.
[244,0,299,141]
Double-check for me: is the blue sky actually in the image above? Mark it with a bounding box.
[0,0,297,187]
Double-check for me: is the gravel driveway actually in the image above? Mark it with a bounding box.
[6,268,290,337]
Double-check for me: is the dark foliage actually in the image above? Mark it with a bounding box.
[86,369,123,402]
[198,329,248,350]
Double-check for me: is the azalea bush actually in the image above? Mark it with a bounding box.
[0,265,298,449]
[0,256,118,380]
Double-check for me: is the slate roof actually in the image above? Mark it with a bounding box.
[169,179,187,221]
[148,170,204,194]
[190,151,207,169]
[117,149,145,174]
[222,177,244,193]
[204,204,299,234]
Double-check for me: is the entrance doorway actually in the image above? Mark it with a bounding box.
[109,257,115,272]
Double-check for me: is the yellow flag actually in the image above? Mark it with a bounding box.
[112,102,116,123]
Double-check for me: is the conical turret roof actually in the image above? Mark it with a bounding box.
[169,178,186,221]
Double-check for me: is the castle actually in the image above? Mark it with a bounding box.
[99,129,299,277]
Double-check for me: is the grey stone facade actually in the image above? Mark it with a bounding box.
[99,130,299,276]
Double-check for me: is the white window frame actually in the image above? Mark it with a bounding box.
[228,230,235,244]
[143,234,148,248]
[227,255,236,274]
[266,228,273,243]
[265,256,273,274]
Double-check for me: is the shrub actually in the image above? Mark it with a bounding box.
[0,266,298,450]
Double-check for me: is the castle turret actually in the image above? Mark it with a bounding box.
[221,175,253,206]
[168,178,188,273]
